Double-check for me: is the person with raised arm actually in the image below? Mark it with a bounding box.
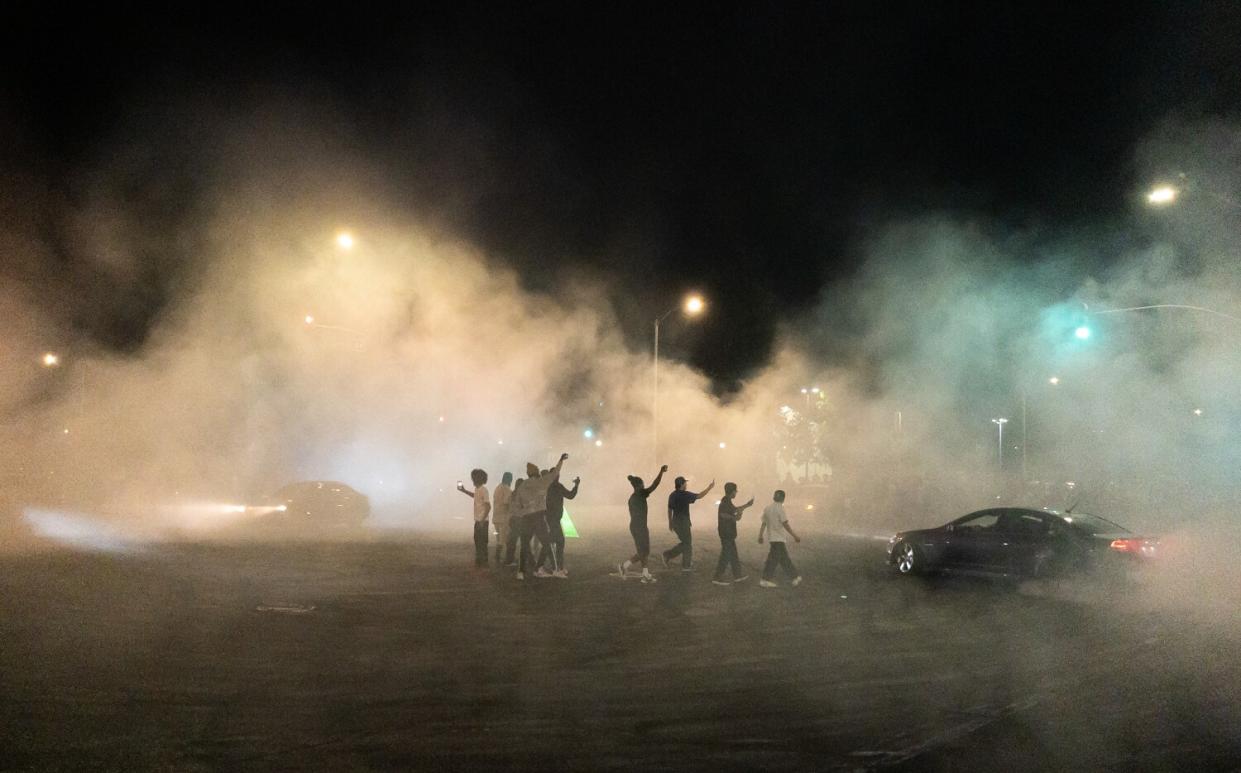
[619,464,667,583]
[661,475,714,572]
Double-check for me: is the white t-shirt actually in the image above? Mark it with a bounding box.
[762,502,791,543]
[473,484,491,522]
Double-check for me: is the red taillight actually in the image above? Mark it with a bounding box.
[1110,538,1158,557]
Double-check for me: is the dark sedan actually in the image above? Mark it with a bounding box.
[260,481,371,530]
[887,507,1158,580]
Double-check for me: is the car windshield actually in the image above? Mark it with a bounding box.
[1061,513,1130,535]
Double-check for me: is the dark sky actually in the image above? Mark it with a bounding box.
[4,2,1241,385]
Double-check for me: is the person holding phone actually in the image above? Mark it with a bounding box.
[539,474,580,578]
[457,469,490,568]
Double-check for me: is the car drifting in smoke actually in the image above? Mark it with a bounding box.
[249,481,371,531]
[887,507,1158,580]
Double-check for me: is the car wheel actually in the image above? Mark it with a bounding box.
[894,541,920,575]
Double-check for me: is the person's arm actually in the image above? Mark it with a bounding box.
[644,465,668,496]
[551,452,568,482]
[758,518,767,544]
[694,480,716,499]
[565,478,580,499]
[483,499,492,519]
[457,483,475,498]
[783,519,802,543]
[736,497,755,519]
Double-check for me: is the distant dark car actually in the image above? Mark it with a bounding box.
[263,481,370,529]
[887,507,1158,580]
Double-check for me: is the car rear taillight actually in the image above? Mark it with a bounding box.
[1110,538,1158,557]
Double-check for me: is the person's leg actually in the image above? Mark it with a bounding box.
[518,516,535,575]
[673,521,693,568]
[713,539,730,581]
[725,539,743,578]
[474,520,488,567]
[495,521,506,563]
[762,544,779,581]
[554,530,565,573]
[505,520,519,564]
[778,543,799,580]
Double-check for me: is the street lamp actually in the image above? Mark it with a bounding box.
[653,293,706,462]
[335,231,355,250]
[1147,186,1178,206]
[41,352,60,367]
[991,418,1008,468]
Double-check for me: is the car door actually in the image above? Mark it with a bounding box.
[998,510,1052,576]
[944,510,1005,570]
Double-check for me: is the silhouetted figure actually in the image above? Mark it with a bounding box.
[515,454,568,580]
[619,465,666,582]
[493,472,514,565]
[712,482,754,585]
[457,468,490,568]
[661,475,714,571]
[538,475,579,577]
[758,489,802,587]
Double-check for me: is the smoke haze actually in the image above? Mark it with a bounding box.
[1,102,1238,567]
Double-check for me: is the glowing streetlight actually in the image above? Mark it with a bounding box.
[336,232,355,250]
[41,352,60,367]
[1193,408,1203,416]
[594,439,603,447]
[653,292,707,463]
[583,428,594,439]
[1074,326,1091,340]
[718,441,727,449]
[304,314,315,325]
[1048,376,1060,385]
[1147,186,1178,206]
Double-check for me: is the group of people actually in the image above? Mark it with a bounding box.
[457,452,577,579]
[458,454,804,587]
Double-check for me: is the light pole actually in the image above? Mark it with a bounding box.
[992,418,1008,468]
[653,294,705,464]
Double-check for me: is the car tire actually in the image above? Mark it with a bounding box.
[893,540,921,575]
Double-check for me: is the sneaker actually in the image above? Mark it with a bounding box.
[759,579,777,588]
[640,575,658,584]
[622,560,632,573]
[516,572,525,581]
[553,569,569,579]
[641,568,654,580]
[733,575,749,583]
[712,579,730,586]
[792,576,803,587]
[681,566,694,573]
[617,562,627,577]
[534,568,553,578]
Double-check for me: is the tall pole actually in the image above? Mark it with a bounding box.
[652,316,660,466]
[997,421,1004,467]
[1021,389,1027,483]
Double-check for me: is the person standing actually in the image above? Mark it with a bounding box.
[539,475,579,578]
[758,489,802,587]
[712,482,754,585]
[662,476,714,572]
[516,453,568,580]
[457,469,491,568]
[619,465,666,582]
[492,472,514,566]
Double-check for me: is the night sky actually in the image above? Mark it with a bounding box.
[4,2,1241,385]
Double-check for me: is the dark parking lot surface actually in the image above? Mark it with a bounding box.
[2,525,1240,771]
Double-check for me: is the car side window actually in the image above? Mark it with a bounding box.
[1003,513,1049,537]
[956,512,1001,532]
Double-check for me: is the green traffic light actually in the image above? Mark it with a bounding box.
[1074,326,1091,340]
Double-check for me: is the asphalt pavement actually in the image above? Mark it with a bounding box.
[2,518,1240,771]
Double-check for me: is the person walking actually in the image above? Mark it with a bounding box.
[492,472,514,566]
[758,489,802,587]
[538,475,579,578]
[456,469,491,568]
[712,482,754,585]
[662,476,714,572]
[619,465,666,582]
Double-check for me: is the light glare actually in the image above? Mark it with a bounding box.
[336,232,355,249]
[1147,186,1178,205]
